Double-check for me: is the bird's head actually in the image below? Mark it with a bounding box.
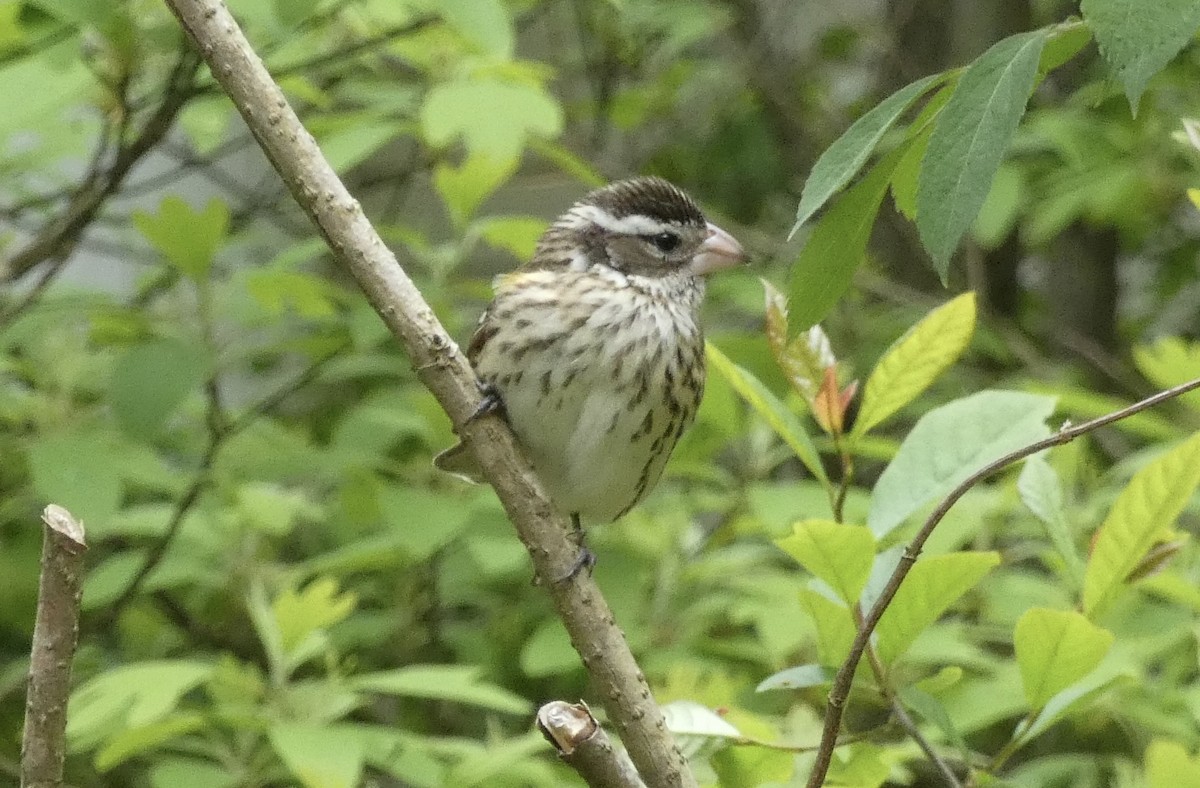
[536,176,748,278]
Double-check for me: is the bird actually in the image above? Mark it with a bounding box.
[435,176,747,577]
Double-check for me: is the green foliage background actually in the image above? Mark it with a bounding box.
[2,0,1200,786]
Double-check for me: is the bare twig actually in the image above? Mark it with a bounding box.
[21,505,87,788]
[806,375,1200,786]
[1,47,201,284]
[159,2,696,785]
[539,701,646,788]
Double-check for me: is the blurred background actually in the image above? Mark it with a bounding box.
[2,0,1199,785]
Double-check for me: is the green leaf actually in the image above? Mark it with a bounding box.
[1081,0,1200,113]
[706,343,828,484]
[477,215,548,260]
[110,338,209,439]
[421,78,562,161]
[793,73,944,232]
[788,146,906,332]
[67,661,213,748]
[352,665,530,714]
[756,664,834,692]
[1133,337,1200,411]
[433,151,518,224]
[132,196,229,281]
[916,30,1047,279]
[272,578,357,665]
[799,587,856,666]
[1083,432,1200,616]
[890,81,958,220]
[853,292,976,436]
[440,0,514,60]
[1018,662,1129,741]
[867,390,1056,537]
[1146,740,1200,788]
[149,757,237,788]
[662,700,742,760]
[875,551,1000,664]
[269,723,365,788]
[776,520,875,605]
[95,713,207,772]
[1014,608,1112,709]
[1018,454,1085,587]
[27,428,122,528]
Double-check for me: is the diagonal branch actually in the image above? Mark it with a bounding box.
[158,3,696,786]
[806,375,1200,786]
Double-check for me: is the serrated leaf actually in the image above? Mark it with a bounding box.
[110,338,209,439]
[867,391,1056,537]
[875,551,1000,664]
[1018,454,1085,586]
[269,724,365,788]
[706,343,828,484]
[788,147,907,333]
[793,73,945,232]
[776,520,875,605]
[1081,0,1200,113]
[916,30,1047,279]
[132,196,228,281]
[1083,432,1200,616]
[854,292,976,436]
[1014,608,1112,709]
[272,578,356,663]
[352,665,530,714]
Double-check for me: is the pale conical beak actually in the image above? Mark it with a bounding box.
[690,222,748,276]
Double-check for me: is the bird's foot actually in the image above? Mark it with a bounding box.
[555,514,595,584]
[466,382,506,425]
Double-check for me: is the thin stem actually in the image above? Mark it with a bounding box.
[806,376,1200,786]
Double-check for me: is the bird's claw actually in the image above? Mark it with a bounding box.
[555,546,596,584]
[467,382,506,425]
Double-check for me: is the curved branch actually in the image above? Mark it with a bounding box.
[806,375,1200,786]
[158,2,696,786]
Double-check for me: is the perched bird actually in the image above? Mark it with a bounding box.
[436,176,747,574]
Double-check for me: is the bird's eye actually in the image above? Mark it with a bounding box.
[649,232,680,252]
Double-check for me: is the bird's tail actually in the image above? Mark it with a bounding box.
[433,442,484,484]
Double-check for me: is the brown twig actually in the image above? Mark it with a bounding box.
[806,375,1200,786]
[159,2,696,785]
[21,505,87,788]
[538,701,646,788]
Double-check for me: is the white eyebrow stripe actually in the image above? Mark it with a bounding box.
[569,205,673,235]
